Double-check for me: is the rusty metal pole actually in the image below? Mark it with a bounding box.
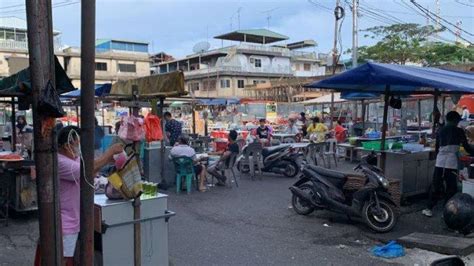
[380,85,390,171]
[79,0,96,265]
[10,98,16,152]
[25,0,63,265]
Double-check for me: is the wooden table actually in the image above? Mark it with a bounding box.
[337,143,357,162]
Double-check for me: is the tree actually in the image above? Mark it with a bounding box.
[355,23,441,65]
[421,42,474,66]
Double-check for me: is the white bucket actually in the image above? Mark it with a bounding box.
[462,179,474,197]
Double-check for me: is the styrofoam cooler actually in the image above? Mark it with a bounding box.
[462,179,474,197]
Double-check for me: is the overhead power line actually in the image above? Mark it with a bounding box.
[0,1,79,15]
[455,0,474,7]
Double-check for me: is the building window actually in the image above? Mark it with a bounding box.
[304,63,311,71]
[253,80,266,85]
[95,62,108,71]
[189,82,200,91]
[203,80,216,90]
[237,80,245,88]
[295,63,300,71]
[118,63,136,73]
[220,79,230,88]
[254,58,262,68]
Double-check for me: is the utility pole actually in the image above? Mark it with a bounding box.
[79,0,96,265]
[330,0,342,129]
[25,0,63,265]
[352,0,358,68]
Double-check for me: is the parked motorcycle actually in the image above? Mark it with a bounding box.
[237,144,299,178]
[289,153,399,233]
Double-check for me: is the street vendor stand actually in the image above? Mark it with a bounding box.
[96,71,185,265]
[306,62,474,199]
[0,57,75,225]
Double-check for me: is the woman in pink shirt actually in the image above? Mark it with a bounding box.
[56,126,123,265]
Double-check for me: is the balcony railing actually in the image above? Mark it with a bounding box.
[0,39,62,51]
[183,65,292,76]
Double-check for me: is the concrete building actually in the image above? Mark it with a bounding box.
[0,17,150,88]
[155,29,327,98]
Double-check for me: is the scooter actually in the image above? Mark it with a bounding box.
[289,153,399,233]
[236,143,300,178]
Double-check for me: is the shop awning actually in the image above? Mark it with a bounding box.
[302,93,345,105]
[109,71,186,98]
[0,56,76,96]
[306,62,474,94]
[62,83,112,98]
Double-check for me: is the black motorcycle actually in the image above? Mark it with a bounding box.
[237,144,299,178]
[289,153,399,233]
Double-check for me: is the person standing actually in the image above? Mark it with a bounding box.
[54,126,123,265]
[461,105,470,121]
[422,111,474,217]
[94,118,105,157]
[334,120,347,143]
[300,112,308,137]
[164,111,182,146]
[307,117,328,142]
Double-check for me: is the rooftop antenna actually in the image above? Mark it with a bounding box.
[261,7,279,29]
[237,7,242,29]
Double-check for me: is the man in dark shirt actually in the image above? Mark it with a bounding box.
[422,111,474,217]
[208,130,239,186]
[164,112,182,146]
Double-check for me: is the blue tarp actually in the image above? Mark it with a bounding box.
[62,83,112,97]
[306,62,474,94]
[198,98,240,105]
[341,92,380,100]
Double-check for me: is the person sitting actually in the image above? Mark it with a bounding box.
[334,120,347,143]
[307,117,328,142]
[286,118,299,134]
[256,118,272,146]
[170,136,207,192]
[208,130,240,186]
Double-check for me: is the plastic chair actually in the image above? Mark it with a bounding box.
[324,139,338,169]
[222,153,239,188]
[243,142,263,180]
[306,142,326,167]
[173,157,196,194]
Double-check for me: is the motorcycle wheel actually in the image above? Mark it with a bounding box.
[291,184,316,215]
[362,199,397,233]
[283,159,299,178]
[237,161,250,174]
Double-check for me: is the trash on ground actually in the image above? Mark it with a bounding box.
[323,223,330,227]
[371,240,405,259]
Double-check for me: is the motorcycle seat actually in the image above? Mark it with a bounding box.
[262,145,289,157]
[307,165,349,188]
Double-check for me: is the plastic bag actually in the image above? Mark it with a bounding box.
[38,80,66,118]
[144,113,163,142]
[118,115,144,142]
[371,241,405,258]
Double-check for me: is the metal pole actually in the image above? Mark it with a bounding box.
[79,0,96,265]
[11,99,16,152]
[130,85,141,266]
[192,102,196,135]
[418,99,422,131]
[380,85,390,171]
[330,0,341,129]
[432,91,439,138]
[352,0,358,68]
[361,99,366,130]
[25,0,63,264]
[441,96,446,124]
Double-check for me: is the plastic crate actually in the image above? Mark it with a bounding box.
[366,131,381,139]
[361,141,402,150]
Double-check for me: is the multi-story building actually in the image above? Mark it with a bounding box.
[0,17,150,88]
[155,29,327,98]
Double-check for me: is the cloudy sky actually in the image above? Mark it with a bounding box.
[1,0,473,59]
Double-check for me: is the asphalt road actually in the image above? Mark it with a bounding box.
[0,161,470,265]
[167,170,399,266]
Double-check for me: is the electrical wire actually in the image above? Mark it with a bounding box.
[359,0,405,24]
[0,1,79,15]
[410,0,473,44]
[455,0,474,7]
[411,0,474,37]
[67,129,94,189]
[307,0,333,13]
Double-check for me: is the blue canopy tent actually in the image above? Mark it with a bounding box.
[62,83,112,98]
[306,62,474,169]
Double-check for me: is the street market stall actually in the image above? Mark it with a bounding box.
[306,62,474,199]
[0,57,75,224]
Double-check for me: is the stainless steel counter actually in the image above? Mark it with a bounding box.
[94,194,174,266]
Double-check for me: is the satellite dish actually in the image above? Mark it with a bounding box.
[193,41,211,54]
